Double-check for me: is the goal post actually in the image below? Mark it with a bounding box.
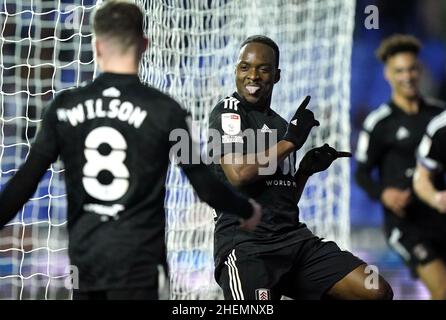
[0,0,355,299]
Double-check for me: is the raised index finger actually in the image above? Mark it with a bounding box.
[336,151,352,158]
[297,95,311,111]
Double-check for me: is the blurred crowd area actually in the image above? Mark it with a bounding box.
[350,0,446,227]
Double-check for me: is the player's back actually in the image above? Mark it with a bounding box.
[39,72,186,289]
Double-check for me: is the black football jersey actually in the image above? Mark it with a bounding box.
[416,110,446,233]
[208,92,314,262]
[355,98,445,228]
[32,72,192,290]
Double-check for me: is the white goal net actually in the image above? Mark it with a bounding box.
[0,0,95,299]
[0,0,355,299]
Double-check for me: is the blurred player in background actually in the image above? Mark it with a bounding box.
[0,0,262,300]
[413,109,446,299]
[355,34,446,299]
[208,35,393,300]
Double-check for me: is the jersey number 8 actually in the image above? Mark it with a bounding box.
[82,126,130,201]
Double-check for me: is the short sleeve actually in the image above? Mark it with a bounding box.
[355,105,391,168]
[355,123,385,168]
[417,131,444,171]
[417,112,446,172]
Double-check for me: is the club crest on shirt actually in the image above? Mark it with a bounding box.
[221,113,241,135]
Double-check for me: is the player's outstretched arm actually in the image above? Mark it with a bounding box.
[181,163,262,231]
[298,143,351,176]
[282,95,320,151]
[293,143,351,203]
[0,150,52,229]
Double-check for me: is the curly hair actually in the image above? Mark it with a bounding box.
[375,34,422,63]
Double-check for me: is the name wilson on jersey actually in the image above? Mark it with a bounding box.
[56,98,147,128]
